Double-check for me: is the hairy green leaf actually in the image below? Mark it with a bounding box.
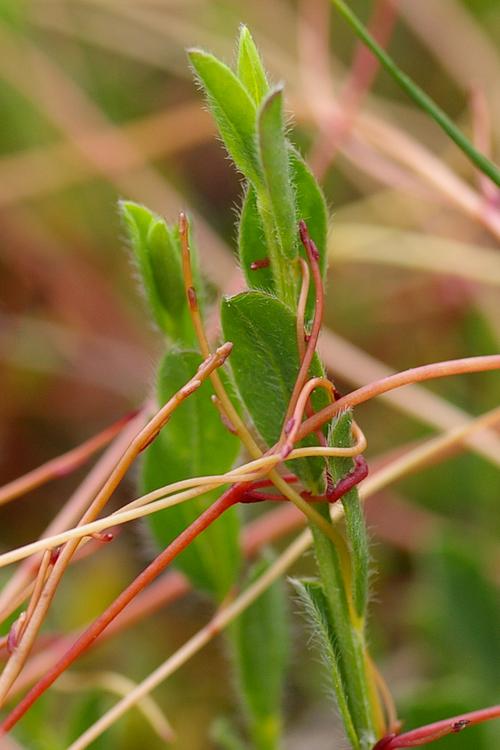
[188,49,261,185]
[232,553,289,750]
[290,148,328,319]
[257,88,297,262]
[120,201,192,342]
[309,504,377,748]
[236,25,269,105]
[221,290,329,491]
[328,410,370,618]
[142,350,241,599]
[256,87,298,311]
[239,150,328,321]
[292,578,359,750]
[238,184,274,294]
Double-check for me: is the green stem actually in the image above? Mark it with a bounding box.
[310,505,377,749]
[330,0,500,187]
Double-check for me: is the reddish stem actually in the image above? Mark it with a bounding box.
[297,356,500,442]
[326,455,368,502]
[240,459,367,504]
[0,484,244,733]
[282,220,324,427]
[374,705,500,748]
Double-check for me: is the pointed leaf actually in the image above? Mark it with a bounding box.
[292,578,359,750]
[232,552,289,750]
[328,410,370,618]
[257,87,297,262]
[290,148,328,319]
[239,150,328,321]
[236,25,270,105]
[221,290,329,491]
[120,201,193,342]
[142,350,241,599]
[188,49,261,185]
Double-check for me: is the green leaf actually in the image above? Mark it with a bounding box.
[220,291,329,492]
[120,201,193,342]
[66,693,110,750]
[308,505,376,749]
[238,184,274,294]
[257,88,297,262]
[142,350,241,600]
[292,578,359,750]
[328,410,370,618]
[329,0,500,186]
[256,87,298,306]
[290,148,328,319]
[236,25,269,105]
[232,553,289,750]
[188,49,262,185]
[239,150,328,321]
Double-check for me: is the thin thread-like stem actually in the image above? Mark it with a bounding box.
[0,346,232,707]
[283,221,325,425]
[297,355,500,442]
[56,671,174,744]
[374,704,500,748]
[179,212,261,457]
[179,215,360,547]
[0,409,149,624]
[0,444,365,571]
[5,403,500,722]
[0,487,243,733]
[296,257,310,361]
[65,533,310,750]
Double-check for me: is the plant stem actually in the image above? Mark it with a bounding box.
[329,0,500,186]
[310,505,377,749]
[297,355,500,441]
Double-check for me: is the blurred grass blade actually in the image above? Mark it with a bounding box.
[330,0,500,186]
[142,350,241,600]
[210,717,248,750]
[425,534,500,691]
[328,411,369,619]
[188,49,262,185]
[232,552,289,750]
[292,578,359,750]
[237,25,269,105]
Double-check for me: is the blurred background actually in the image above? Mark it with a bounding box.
[0,1,499,747]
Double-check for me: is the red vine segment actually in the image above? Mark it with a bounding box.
[373,704,500,748]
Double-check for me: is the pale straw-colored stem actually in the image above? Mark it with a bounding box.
[0,443,367,571]
[65,403,500,748]
[0,345,231,707]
